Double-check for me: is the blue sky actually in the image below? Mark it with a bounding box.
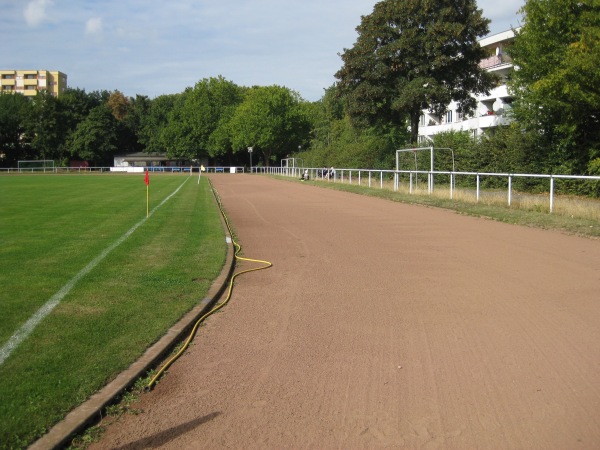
[1,0,524,101]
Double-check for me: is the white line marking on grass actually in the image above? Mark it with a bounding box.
[0,178,190,366]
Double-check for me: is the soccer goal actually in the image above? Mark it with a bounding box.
[281,158,303,178]
[395,147,455,194]
[18,160,55,173]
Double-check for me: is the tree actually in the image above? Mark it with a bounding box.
[160,90,197,160]
[68,105,119,165]
[228,86,310,166]
[120,94,151,154]
[304,85,345,151]
[107,90,130,121]
[205,78,246,161]
[59,88,103,136]
[508,0,600,175]
[335,0,494,143]
[27,91,68,164]
[52,88,107,165]
[156,77,245,162]
[106,92,147,154]
[0,93,33,166]
[182,77,244,160]
[138,94,179,154]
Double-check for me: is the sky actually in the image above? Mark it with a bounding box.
[1,0,524,102]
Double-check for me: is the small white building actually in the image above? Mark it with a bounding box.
[113,152,171,168]
[418,29,517,143]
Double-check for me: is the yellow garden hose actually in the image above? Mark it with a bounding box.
[146,178,272,390]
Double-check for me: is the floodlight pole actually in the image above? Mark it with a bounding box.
[248,147,253,173]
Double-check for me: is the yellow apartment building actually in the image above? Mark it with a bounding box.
[0,70,67,97]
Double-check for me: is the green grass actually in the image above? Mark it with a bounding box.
[0,173,226,449]
[278,176,600,239]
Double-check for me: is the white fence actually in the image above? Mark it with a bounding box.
[3,164,599,214]
[252,166,600,214]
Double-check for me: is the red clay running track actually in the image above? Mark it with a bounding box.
[90,174,600,449]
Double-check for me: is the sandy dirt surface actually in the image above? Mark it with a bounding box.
[90,175,600,449]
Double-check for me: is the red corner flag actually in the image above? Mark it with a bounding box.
[145,169,149,218]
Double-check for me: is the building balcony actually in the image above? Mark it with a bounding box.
[478,84,510,102]
[419,113,512,137]
[479,54,512,70]
[469,113,512,129]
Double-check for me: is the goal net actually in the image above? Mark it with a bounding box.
[281,158,303,177]
[17,160,55,173]
[395,147,455,193]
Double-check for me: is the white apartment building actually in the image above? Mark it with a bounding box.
[418,29,516,143]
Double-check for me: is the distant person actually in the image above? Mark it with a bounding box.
[328,166,335,180]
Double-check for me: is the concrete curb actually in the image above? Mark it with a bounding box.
[29,186,235,450]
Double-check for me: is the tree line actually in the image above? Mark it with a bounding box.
[1,0,598,194]
[0,78,311,168]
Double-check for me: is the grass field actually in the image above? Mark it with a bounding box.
[0,173,226,449]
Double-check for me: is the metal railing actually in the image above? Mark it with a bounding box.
[3,165,599,214]
[257,166,600,214]
[479,54,512,69]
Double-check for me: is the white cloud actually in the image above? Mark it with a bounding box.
[85,17,103,35]
[23,0,52,27]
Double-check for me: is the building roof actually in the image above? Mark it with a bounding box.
[118,152,169,162]
[479,28,520,47]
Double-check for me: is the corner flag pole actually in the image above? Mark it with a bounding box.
[145,169,149,217]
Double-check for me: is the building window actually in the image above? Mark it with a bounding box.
[25,85,36,90]
[1,74,15,80]
[24,74,37,80]
[456,112,463,122]
[446,110,453,123]
[2,85,15,91]
[420,115,426,126]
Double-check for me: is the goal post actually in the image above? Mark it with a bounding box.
[395,147,455,193]
[18,160,56,173]
[281,158,303,177]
